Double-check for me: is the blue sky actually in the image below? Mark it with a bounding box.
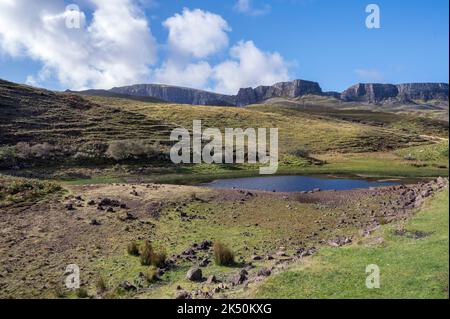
[0,0,448,93]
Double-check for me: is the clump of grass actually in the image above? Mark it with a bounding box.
[53,286,66,298]
[140,241,154,266]
[95,275,108,293]
[76,287,89,299]
[127,241,140,256]
[139,241,166,267]
[145,269,159,283]
[213,241,235,266]
[151,251,167,268]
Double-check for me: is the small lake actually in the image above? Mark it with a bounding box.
[201,175,401,192]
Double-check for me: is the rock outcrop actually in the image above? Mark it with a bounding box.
[110,84,237,106]
[74,79,448,106]
[236,80,323,106]
[396,83,449,101]
[341,82,449,104]
[341,83,399,103]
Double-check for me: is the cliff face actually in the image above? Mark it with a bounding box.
[396,83,449,101]
[95,80,449,106]
[341,83,449,103]
[236,80,322,106]
[110,84,237,106]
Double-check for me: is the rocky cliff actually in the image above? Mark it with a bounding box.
[110,84,237,106]
[236,80,322,106]
[76,79,448,106]
[341,83,449,104]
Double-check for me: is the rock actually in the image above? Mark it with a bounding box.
[183,248,196,256]
[276,251,289,257]
[231,269,248,285]
[186,267,203,282]
[134,272,147,288]
[198,240,212,250]
[65,203,75,211]
[199,258,210,267]
[90,219,101,226]
[106,207,114,213]
[206,275,218,284]
[251,255,262,261]
[257,268,272,277]
[87,200,96,206]
[99,198,121,207]
[118,280,136,291]
[328,237,352,247]
[175,291,192,299]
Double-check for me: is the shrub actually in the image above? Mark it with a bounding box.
[53,286,66,298]
[290,147,310,158]
[127,241,140,256]
[139,241,166,267]
[95,275,108,293]
[76,287,89,298]
[15,142,58,160]
[140,241,154,265]
[0,146,18,169]
[145,269,159,283]
[106,140,159,161]
[151,251,167,268]
[213,241,235,266]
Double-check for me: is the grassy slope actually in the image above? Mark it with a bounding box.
[85,96,437,154]
[253,189,449,299]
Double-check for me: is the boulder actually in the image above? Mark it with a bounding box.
[186,267,203,282]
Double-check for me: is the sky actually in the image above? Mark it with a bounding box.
[0,0,448,94]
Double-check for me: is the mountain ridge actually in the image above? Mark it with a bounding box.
[74,79,448,107]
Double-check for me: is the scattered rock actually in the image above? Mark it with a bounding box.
[199,258,210,267]
[175,291,191,299]
[231,269,248,285]
[90,219,101,226]
[257,268,272,277]
[186,267,203,282]
[118,280,136,291]
[206,275,218,284]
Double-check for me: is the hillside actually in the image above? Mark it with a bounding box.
[74,79,449,109]
[0,79,448,180]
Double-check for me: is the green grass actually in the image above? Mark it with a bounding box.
[395,141,449,164]
[254,189,449,299]
[0,174,62,207]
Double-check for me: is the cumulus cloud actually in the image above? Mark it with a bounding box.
[153,60,212,89]
[212,41,289,94]
[234,0,271,16]
[163,8,231,58]
[354,68,384,82]
[0,0,157,89]
[0,3,290,94]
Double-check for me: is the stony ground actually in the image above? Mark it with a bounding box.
[0,177,447,298]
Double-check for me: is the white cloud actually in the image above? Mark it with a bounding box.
[163,8,231,58]
[212,41,289,94]
[0,3,291,94]
[234,0,271,16]
[153,60,212,89]
[355,68,384,82]
[0,0,157,90]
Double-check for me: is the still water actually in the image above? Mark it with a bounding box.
[201,175,401,192]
